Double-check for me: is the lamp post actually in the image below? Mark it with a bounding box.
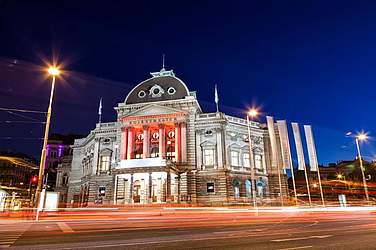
[355,133,369,202]
[35,66,60,208]
[246,108,258,209]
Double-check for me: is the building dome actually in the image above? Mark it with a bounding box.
[124,69,190,104]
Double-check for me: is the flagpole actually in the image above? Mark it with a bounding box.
[215,84,219,113]
[303,165,312,207]
[267,116,284,207]
[305,125,325,207]
[286,121,298,205]
[292,122,311,207]
[98,98,102,124]
[277,161,284,207]
[288,153,298,206]
[277,120,298,206]
[316,166,325,207]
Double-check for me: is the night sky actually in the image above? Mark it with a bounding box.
[1,0,376,164]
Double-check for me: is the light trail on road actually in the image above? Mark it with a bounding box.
[1,208,376,249]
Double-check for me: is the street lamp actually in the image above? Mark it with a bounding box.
[246,108,259,209]
[35,66,60,208]
[355,132,370,202]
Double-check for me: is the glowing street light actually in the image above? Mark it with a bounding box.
[248,108,258,118]
[246,108,259,210]
[355,132,370,202]
[47,66,60,76]
[336,173,343,180]
[357,133,368,141]
[35,65,61,216]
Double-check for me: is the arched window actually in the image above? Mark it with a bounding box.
[232,179,240,199]
[256,178,266,198]
[245,179,252,197]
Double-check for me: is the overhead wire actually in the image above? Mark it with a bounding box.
[0,120,45,124]
[0,107,46,114]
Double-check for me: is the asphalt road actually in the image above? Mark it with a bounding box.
[1,207,376,249]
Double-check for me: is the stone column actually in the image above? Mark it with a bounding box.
[149,173,152,203]
[113,175,118,205]
[190,170,197,203]
[143,125,149,159]
[92,138,100,175]
[180,122,187,163]
[216,128,223,169]
[127,127,133,160]
[166,172,171,203]
[158,124,165,159]
[120,127,127,160]
[174,123,181,162]
[195,131,202,170]
[129,173,134,204]
[177,174,181,203]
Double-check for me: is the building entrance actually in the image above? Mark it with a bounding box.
[133,180,141,203]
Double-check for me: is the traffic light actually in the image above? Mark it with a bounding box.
[31,176,38,184]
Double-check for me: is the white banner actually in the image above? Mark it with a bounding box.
[291,122,306,171]
[277,120,292,169]
[266,116,279,168]
[304,125,318,172]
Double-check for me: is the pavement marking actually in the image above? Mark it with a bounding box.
[271,235,333,242]
[303,221,319,227]
[0,223,31,248]
[278,246,313,250]
[57,222,74,233]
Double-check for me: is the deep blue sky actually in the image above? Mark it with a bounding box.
[1,0,376,164]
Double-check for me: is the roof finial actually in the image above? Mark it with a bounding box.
[162,54,165,70]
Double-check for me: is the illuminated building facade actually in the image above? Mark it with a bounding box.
[67,67,288,206]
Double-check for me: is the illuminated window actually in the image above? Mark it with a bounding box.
[99,156,110,172]
[231,151,240,166]
[255,154,263,170]
[243,153,250,168]
[134,145,143,159]
[150,147,159,158]
[203,149,215,166]
[166,146,175,160]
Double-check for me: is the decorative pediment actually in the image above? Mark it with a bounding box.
[123,104,187,118]
[228,143,241,149]
[200,140,216,147]
[100,148,113,155]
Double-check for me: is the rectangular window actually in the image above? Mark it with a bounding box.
[100,156,111,172]
[243,153,250,168]
[231,151,239,166]
[207,182,215,193]
[203,149,215,166]
[255,154,263,170]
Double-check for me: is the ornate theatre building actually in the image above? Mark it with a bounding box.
[67,67,288,206]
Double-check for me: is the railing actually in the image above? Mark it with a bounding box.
[197,113,220,119]
[97,122,117,128]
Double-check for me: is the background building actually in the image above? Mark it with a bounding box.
[67,67,289,207]
[288,159,376,203]
[0,153,38,209]
[45,134,82,190]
